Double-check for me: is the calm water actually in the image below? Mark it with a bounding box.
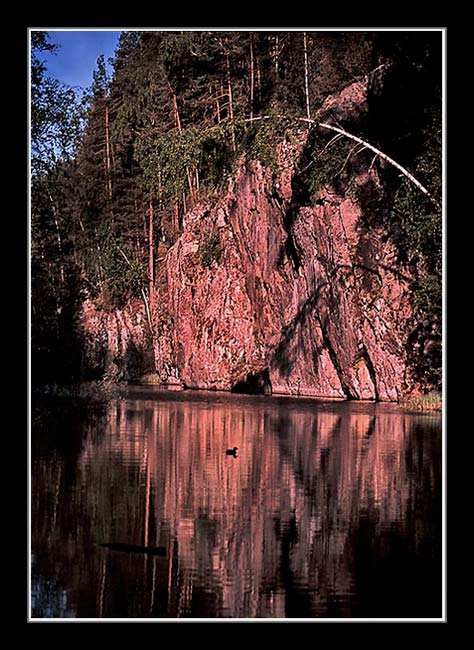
[31,388,442,619]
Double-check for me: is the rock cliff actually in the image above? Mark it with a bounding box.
[82,77,414,401]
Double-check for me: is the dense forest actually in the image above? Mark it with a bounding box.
[31,31,442,395]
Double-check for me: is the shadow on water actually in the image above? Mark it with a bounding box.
[99,543,167,556]
[31,390,442,619]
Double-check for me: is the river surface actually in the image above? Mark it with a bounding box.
[31,388,442,619]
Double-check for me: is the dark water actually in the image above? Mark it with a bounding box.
[31,388,442,619]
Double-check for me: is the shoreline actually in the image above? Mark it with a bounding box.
[31,380,442,412]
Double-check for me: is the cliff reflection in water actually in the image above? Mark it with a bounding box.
[31,392,441,618]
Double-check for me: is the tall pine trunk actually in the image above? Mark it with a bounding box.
[225,53,236,152]
[173,204,179,232]
[250,36,255,120]
[215,84,221,123]
[167,80,183,229]
[148,194,154,312]
[274,34,279,74]
[105,103,113,201]
[168,78,194,211]
[48,190,65,284]
[169,82,182,133]
[303,32,311,126]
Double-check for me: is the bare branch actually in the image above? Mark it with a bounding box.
[116,245,132,266]
[140,287,154,335]
[335,143,359,177]
[318,133,344,157]
[116,243,154,333]
[368,154,378,173]
[318,122,440,209]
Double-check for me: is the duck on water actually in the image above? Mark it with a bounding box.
[226,446,238,457]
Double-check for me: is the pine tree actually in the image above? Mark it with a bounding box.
[31,32,83,382]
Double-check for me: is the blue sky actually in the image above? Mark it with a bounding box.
[37,30,122,91]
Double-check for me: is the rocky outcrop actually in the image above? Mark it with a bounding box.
[81,299,154,382]
[81,78,414,401]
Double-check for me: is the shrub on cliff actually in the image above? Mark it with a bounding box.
[200,232,222,268]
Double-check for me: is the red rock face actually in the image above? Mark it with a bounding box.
[81,298,153,381]
[81,79,413,401]
[161,159,411,401]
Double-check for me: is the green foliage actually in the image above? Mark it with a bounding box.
[200,122,240,190]
[393,113,441,268]
[306,135,358,199]
[33,379,126,401]
[91,54,110,96]
[200,232,222,268]
[138,122,236,200]
[31,33,82,174]
[31,33,85,383]
[31,257,84,384]
[392,111,442,389]
[290,128,364,206]
[101,253,147,310]
[245,115,292,173]
[309,32,373,103]
[400,391,442,412]
[140,372,162,385]
[82,224,147,309]
[412,271,441,316]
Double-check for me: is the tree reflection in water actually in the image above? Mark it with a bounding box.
[31,391,441,618]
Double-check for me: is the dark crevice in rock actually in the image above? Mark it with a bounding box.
[361,345,379,402]
[231,368,272,395]
[316,315,356,400]
[278,201,301,271]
